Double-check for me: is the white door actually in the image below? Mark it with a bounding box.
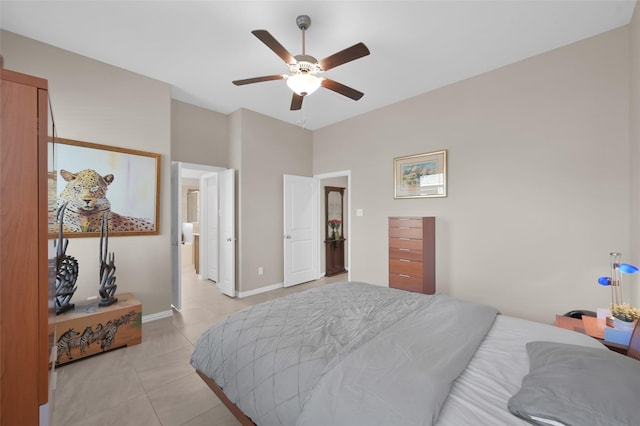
[201,172,219,282]
[284,174,319,287]
[218,169,235,297]
[170,162,181,309]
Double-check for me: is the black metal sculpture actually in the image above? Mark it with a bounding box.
[98,213,117,307]
[55,202,79,315]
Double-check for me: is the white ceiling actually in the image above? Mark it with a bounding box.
[1,1,636,130]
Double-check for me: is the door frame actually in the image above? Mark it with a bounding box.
[314,170,351,281]
[171,161,225,310]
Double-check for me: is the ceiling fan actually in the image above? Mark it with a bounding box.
[232,15,370,111]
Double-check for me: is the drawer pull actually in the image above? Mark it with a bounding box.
[399,274,411,278]
[399,259,410,262]
[398,248,410,251]
[399,227,410,229]
[399,237,410,240]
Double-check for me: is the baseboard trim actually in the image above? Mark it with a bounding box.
[237,282,283,298]
[142,309,173,323]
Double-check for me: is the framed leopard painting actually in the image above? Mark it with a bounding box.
[48,137,161,237]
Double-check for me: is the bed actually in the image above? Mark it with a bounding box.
[190,281,640,426]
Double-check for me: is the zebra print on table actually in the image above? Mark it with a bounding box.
[54,293,141,365]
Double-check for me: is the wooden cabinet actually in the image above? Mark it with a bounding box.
[388,217,435,294]
[325,239,346,277]
[1,68,51,425]
[55,293,142,366]
[324,186,346,277]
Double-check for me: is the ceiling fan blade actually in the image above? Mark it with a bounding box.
[232,75,285,86]
[290,93,304,111]
[321,79,364,101]
[251,30,296,64]
[318,42,370,71]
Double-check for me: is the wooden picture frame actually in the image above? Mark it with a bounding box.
[393,150,447,199]
[48,137,161,237]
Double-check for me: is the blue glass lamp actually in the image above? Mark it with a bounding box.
[597,252,638,307]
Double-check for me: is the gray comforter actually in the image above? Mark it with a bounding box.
[190,282,498,426]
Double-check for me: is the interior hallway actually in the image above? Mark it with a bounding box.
[53,248,347,426]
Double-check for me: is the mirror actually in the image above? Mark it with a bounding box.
[325,186,344,240]
[186,189,199,223]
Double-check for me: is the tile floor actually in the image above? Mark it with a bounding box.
[53,247,346,426]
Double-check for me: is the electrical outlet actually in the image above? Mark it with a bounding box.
[258,267,264,276]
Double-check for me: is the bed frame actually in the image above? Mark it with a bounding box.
[195,370,256,426]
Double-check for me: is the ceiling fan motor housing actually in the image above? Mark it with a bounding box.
[296,15,311,30]
[290,55,322,74]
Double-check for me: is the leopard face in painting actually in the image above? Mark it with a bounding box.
[56,169,154,233]
[59,169,113,214]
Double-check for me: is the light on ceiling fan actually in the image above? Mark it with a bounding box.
[286,73,321,96]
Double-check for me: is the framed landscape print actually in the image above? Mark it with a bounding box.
[48,137,161,237]
[394,150,447,199]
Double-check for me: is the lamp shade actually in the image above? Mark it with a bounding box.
[598,276,611,286]
[286,74,321,96]
[597,254,638,306]
[597,263,638,286]
[620,263,639,274]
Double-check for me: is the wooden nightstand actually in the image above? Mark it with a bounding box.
[555,315,628,354]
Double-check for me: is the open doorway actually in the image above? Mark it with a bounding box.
[171,162,225,310]
[315,170,351,281]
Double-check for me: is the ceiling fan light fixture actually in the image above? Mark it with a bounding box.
[234,15,369,111]
[286,73,321,96]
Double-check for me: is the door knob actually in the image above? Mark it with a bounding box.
[285,235,292,239]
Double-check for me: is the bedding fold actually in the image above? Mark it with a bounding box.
[295,294,498,426]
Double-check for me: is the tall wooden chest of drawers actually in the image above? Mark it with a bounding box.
[388,217,435,294]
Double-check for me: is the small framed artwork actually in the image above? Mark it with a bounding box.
[48,137,161,237]
[393,150,447,199]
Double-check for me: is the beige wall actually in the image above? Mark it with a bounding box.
[233,109,313,293]
[171,100,229,167]
[1,30,172,316]
[630,5,640,308]
[314,27,632,323]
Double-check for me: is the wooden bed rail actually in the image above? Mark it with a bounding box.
[195,370,257,426]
